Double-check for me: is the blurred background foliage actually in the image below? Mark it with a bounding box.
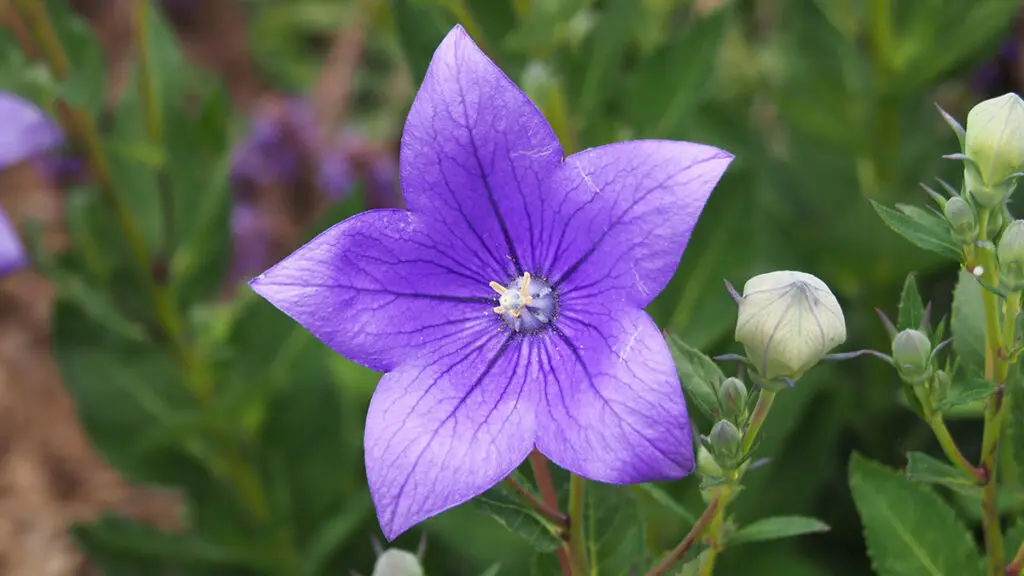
[0,0,1022,574]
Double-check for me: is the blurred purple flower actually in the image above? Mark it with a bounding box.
[229,201,271,284]
[0,91,63,170]
[250,26,732,539]
[0,206,27,278]
[973,38,1020,98]
[229,98,354,200]
[34,154,87,188]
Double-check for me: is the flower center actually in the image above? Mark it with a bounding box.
[489,272,556,333]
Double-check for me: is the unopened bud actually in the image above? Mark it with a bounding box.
[944,196,977,241]
[965,93,1024,207]
[734,271,847,381]
[709,420,742,467]
[696,444,723,478]
[891,329,933,385]
[372,549,424,576]
[999,220,1024,291]
[718,377,747,421]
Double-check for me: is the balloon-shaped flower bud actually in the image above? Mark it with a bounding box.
[718,377,747,422]
[999,220,1024,291]
[964,93,1024,207]
[891,329,933,385]
[372,549,424,576]
[734,271,847,381]
[944,196,977,242]
[708,420,742,468]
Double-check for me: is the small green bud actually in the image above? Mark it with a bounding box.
[696,444,723,478]
[891,329,933,385]
[735,271,847,381]
[965,93,1024,207]
[709,420,742,467]
[943,196,977,241]
[372,550,424,576]
[929,369,952,408]
[718,377,747,421]
[988,204,1009,239]
[999,220,1024,291]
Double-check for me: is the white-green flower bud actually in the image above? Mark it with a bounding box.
[709,420,742,467]
[372,549,424,576]
[735,271,847,381]
[999,219,1024,291]
[943,196,977,241]
[891,329,933,385]
[696,444,723,478]
[718,377,747,421]
[965,93,1024,207]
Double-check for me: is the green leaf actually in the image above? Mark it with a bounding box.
[472,474,561,553]
[869,200,961,261]
[299,493,373,576]
[1005,521,1024,565]
[49,0,106,117]
[635,484,696,524]
[624,4,732,137]
[391,0,456,84]
[848,453,982,576]
[951,270,986,377]
[576,0,639,121]
[726,516,830,547]
[665,333,724,418]
[935,378,995,413]
[73,514,257,571]
[898,273,926,332]
[479,564,503,576]
[587,481,649,575]
[51,299,203,485]
[905,452,978,492]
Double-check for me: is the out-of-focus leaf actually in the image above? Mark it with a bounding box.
[898,273,925,331]
[472,473,561,553]
[587,482,649,575]
[905,452,978,492]
[624,4,732,137]
[636,484,696,524]
[73,514,258,572]
[49,0,105,116]
[935,378,994,413]
[951,270,986,377]
[1009,364,1024,480]
[848,453,982,576]
[575,0,638,121]
[726,516,830,547]
[392,0,456,84]
[300,493,373,576]
[869,200,961,261]
[665,333,723,419]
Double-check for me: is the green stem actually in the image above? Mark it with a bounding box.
[927,413,986,483]
[697,485,734,576]
[568,474,589,576]
[978,208,1008,576]
[644,494,723,576]
[741,390,776,455]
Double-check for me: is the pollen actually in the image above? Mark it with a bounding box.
[489,272,556,333]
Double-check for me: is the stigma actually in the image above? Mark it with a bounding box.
[489,272,556,333]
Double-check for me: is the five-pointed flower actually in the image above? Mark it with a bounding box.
[250,26,733,539]
[0,90,62,278]
[0,90,63,170]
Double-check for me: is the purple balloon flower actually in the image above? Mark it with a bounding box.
[250,26,733,539]
[0,91,63,170]
[0,206,27,278]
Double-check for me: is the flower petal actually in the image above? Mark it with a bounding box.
[536,306,694,482]
[0,91,63,170]
[400,26,563,284]
[543,141,732,307]
[249,210,501,372]
[0,206,27,278]
[365,334,538,540]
